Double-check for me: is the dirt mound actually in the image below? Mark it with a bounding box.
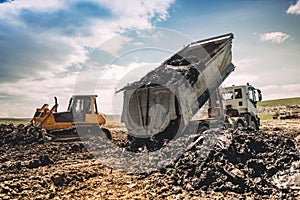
[0,123,45,147]
[0,123,95,199]
[0,122,299,199]
[150,128,299,198]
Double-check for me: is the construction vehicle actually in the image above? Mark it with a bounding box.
[221,84,262,129]
[31,95,111,140]
[118,33,236,147]
[279,110,300,120]
[193,84,262,132]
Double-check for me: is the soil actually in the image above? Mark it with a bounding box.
[0,119,300,199]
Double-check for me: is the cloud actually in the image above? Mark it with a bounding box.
[19,2,112,36]
[99,35,132,56]
[99,0,174,25]
[260,32,290,44]
[286,0,300,15]
[0,72,78,117]
[0,0,176,117]
[94,62,160,115]
[260,84,300,100]
[0,21,86,83]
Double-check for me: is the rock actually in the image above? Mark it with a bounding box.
[51,174,65,186]
[39,154,53,166]
[71,143,84,152]
[28,159,40,169]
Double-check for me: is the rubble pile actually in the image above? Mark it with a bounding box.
[118,56,201,92]
[0,122,299,199]
[155,128,299,197]
[0,123,45,147]
[0,123,95,199]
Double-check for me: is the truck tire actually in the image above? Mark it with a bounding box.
[249,118,257,130]
[234,120,244,129]
[198,124,209,133]
[102,128,112,140]
[128,136,146,152]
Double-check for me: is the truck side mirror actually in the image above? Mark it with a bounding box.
[257,89,262,101]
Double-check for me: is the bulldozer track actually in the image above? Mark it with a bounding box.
[46,126,112,142]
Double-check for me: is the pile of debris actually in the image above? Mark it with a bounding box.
[152,128,299,197]
[118,56,202,92]
[0,123,45,147]
[0,123,89,172]
[0,123,299,199]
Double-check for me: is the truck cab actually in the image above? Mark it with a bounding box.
[220,84,262,129]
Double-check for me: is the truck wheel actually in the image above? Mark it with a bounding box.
[249,118,257,130]
[198,124,209,133]
[234,120,244,129]
[101,128,112,140]
[145,138,163,151]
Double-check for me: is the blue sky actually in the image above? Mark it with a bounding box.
[0,0,299,117]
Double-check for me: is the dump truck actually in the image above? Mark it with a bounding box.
[31,95,111,140]
[118,33,236,147]
[221,84,262,129]
[193,83,262,133]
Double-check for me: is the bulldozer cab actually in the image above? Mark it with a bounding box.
[68,95,98,122]
[31,94,107,132]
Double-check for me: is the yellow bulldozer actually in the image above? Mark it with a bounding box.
[31,95,111,141]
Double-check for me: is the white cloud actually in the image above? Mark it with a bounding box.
[232,58,254,71]
[260,32,290,44]
[260,84,300,100]
[99,35,132,56]
[0,72,78,117]
[0,0,175,117]
[99,0,174,24]
[95,62,159,115]
[286,0,300,15]
[0,0,65,20]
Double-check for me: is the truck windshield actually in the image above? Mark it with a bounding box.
[222,91,233,100]
[254,89,262,102]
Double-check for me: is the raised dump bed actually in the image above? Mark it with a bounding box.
[119,33,235,139]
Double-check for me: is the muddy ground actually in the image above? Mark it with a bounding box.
[0,119,300,199]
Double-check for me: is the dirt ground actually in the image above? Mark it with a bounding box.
[0,119,299,199]
[260,119,300,149]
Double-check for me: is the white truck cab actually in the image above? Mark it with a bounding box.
[220,83,262,129]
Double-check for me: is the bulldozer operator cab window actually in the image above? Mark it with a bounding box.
[76,97,91,114]
[71,97,91,121]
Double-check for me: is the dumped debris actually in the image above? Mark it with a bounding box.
[149,128,299,198]
[0,122,299,199]
[0,123,45,147]
[118,56,203,92]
